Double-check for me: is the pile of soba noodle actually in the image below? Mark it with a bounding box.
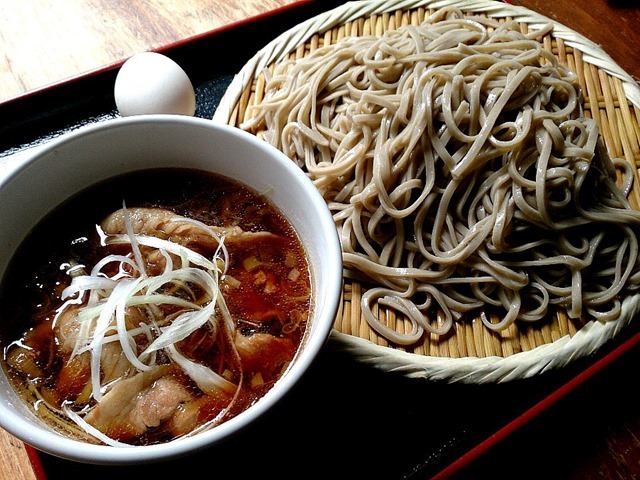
[241,7,640,344]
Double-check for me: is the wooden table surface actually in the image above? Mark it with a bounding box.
[1,1,639,479]
[0,0,305,104]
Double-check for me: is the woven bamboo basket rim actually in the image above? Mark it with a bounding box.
[214,0,640,382]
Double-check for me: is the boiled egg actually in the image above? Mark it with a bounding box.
[114,52,196,116]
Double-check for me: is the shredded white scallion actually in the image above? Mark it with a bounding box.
[61,276,117,300]
[90,253,141,280]
[122,201,148,278]
[166,344,236,394]
[61,207,231,410]
[141,299,216,357]
[62,405,134,448]
[105,234,219,271]
[171,216,230,274]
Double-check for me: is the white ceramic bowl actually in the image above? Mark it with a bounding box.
[0,115,342,464]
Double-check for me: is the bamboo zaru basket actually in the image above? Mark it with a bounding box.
[214,0,640,382]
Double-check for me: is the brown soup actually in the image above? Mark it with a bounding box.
[0,168,311,446]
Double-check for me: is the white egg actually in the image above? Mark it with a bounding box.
[114,52,196,117]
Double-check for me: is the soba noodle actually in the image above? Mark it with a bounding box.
[241,7,640,344]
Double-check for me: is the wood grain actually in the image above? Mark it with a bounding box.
[510,0,640,81]
[0,0,304,103]
[0,432,38,480]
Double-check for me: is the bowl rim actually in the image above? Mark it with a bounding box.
[0,114,343,464]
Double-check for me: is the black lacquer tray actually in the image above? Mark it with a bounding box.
[2,2,639,479]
